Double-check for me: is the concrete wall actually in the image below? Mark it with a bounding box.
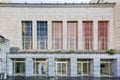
[0,4,114,50]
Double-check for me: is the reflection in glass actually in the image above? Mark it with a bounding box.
[98,21,108,50]
[83,21,93,50]
[67,21,78,50]
[22,21,32,49]
[52,21,63,50]
[37,21,48,49]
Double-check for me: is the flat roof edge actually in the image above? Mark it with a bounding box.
[0,3,116,8]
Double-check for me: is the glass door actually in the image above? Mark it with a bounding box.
[38,62,48,75]
[12,59,25,76]
[100,60,113,77]
[77,61,90,76]
[56,62,68,76]
[33,59,48,76]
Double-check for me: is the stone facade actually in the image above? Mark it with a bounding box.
[7,53,120,77]
[0,3,115,50]
[114,1,120,50]
[0,1,120,78]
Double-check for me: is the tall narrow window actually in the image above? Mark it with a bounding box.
[67,21,78,50]
[22,21,32,49]
[37,21,48,49]
[83,21,93,50]
[98,21,108,50]
[52,21,63,50]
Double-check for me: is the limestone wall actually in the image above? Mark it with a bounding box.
[114,1,120,50]
[0,3,114,50]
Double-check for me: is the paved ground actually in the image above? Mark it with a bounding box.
[4,76,120,80]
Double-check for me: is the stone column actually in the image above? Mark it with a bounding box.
[90,59,94,76]
[33,20,37,49]
[93,20,98,50]
[70,57,77,77]
[112,59,117,77]
[48,58,55,76]
[7,58,12,76]
[48,20,52,50]
[78,20,83,50]
[25,58,33,76]
[63,20,67,50]
[116,58,120,77]
[92,58,100,77]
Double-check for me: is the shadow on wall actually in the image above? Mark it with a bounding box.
[10,47,20,52]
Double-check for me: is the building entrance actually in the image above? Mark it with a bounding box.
[33,58,48,76]
[55,59,70,76]
[77,59,90,76]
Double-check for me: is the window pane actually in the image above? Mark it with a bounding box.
[62,63,67,75]
[37,21,48,49]
[83,21,93,50]
[52,21,63,50]
[98,21,108,50]
[77,63,82,74]
[22,21,32,49]
[67,21,78,50]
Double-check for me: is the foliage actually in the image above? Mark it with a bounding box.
[105,49,116,55]
[69,50,75,53]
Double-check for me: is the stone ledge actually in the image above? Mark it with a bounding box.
[0,3,116,8]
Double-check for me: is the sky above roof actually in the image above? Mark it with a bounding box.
[12,0,91,3]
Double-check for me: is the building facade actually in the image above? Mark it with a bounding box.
[0,0,120,78]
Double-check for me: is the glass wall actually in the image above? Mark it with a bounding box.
[52,21,63,50]
[12,58,25,76]
[22,21,32,49]
[98,21,108,50]
[77,59,90,76]
[100,59,112,77]
[33,58,48,76]
[67,21,78,50]
[83,21,93,50]
[37,21,48,49]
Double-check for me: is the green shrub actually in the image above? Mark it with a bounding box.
[105,49,116,55]
[69,50,74,53]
